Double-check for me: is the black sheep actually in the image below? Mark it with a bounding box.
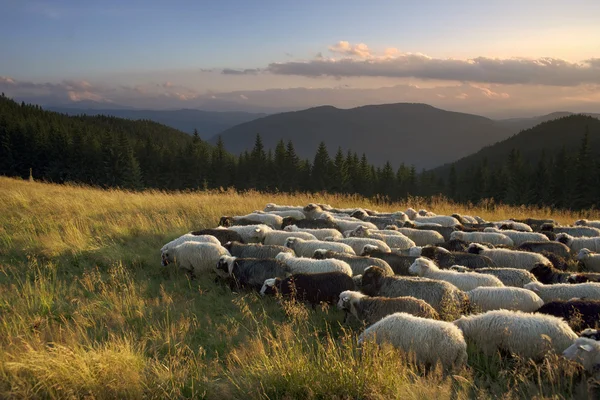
[216,256,290,291]
[517,241,571,259]
[223,241,293,259]
[420,246,496,269]
[190,228,244,245]
[536,300,600,332]
[437,238,472,252]
[361,248,417,275]
[219,216,264,228]
[530,263,571,284]
[281,216,339,230]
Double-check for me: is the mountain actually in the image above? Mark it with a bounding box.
[46,107,266,139]
[498,112,600,134]
[210,103,514,170]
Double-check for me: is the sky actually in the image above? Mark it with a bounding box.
[1,0,600,117]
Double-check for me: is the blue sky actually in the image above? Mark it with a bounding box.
[1,0,599,116]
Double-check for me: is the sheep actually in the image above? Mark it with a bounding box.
[350,210,405,229]
[414,215,460,227]
[483,227,548,247]
[390,228,445,246]
[544,224,600,238]
[284,237,355,258]
[161,241,229,277]
[281,216,339,230]
[454,310,578,360]
[260,272,355,307]
[568,272,600,284]
[562,337,600,375]
[578,249,600,273]
[494,221,533,232]
[524,281,600,302]
[330,237,391,254]
[420,246,497,269]
[275,252,353,276]
[438,238,472,252]
[263,203,304,213]
[350,227,416,250]
[330,217,378,233]
[215,255,290,291]
[466,287,544,312]
[536,300,600,332]
[468,243,553,271]
[449,266,537,288]
[283,225,343,241]
[313,249,395,276]
[262,231,318,246]
[161,233,222,256]
[190,228,245,245]
[357,312,467,371]
[451,231,514,247]
[226,213,283,229]
[410,225,458,242]
[511,218,556,231]
[517,241,572,259]
[360,266,470,319]
[528,263,597,284]
[303,203,328,219]
[557,233,600,253]
[405,208,418,220]
[361,247,418,275]
[262,209,306,220]
[452,213,478,225]
[226,224,273,243]
[575,219,600,229]
[338,291,439,325]
[408,257,504,292]
[223,241,294,259]
[580,328,600,340]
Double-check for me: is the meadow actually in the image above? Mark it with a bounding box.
[0,176,598,399]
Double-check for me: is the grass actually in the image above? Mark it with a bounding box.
[0,176,598,399]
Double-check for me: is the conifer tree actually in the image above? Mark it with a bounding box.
[311,142,331,192]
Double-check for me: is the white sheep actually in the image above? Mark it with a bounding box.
[575,219,600,229]
[451,231,514,246]
[493,220,533,232]
[226,224,273,243]
[395,228,445,246]
[161,233,221,255]
[524,281,600,302]
[264,209,306,220]
[284,225,343,241]
[404,208,418,220]
[263,203,304,213]
[468,243,552,271]
[409,257,504,292]
[330,237,391,254]
[557,233,600,253]
[449,266,538,288]
[483,227,548,247]
[352,227,416,250]
[466,287,544,312]
[231,213,283,229]
[454,310,578,360]
[358,312,467,371]
[578,248,600,272]
[563,337,600,374]
[275,252,353,276]
[161,241,230,276]
[552,225,600,238]
[263,231,318,246]
[285,237,355,257]
[414,215,460,227]
[330,217,378,232]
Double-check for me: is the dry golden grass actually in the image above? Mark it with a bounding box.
[0,176,596,399]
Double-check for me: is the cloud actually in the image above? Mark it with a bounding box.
[221,68,261,75]
[329,41,371,58]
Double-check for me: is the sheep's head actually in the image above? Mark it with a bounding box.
[408,257,435,276]
[216,255,236,275]
[313,249,329,259]
[161,250,172,266]
[361,244,379,256]
[351,225,368,238]
[384,225,399,231]
[337,290,364,311]
[418,209,430,216]
[408,246,423,257]
[405,208,418,220]
[556,233,574,246]
[575,219,589,226]
[449,265,469,272]
[352,275,363,290]
[264,203,276,211]
[260,278,281,296]
[283,225,296,232]
[562,337,600,374]
[392,211,409,222]
[580,329,600,341]
[467,243,486,255]
[360,266,385,296]
[523,281,543,293]
[275,251,293,262]
[351,209,368,220]
[540,223,555,232]
[219,216,233,227]
[578,248,594,260]
[222,241,234,251]
[303,203,322,214]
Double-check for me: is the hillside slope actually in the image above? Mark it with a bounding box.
[498,112,600,134]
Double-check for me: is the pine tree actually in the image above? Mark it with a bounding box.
[377,161,396,199]
[573,127,593,209]
[273,140,287,191]
[331,147,348,193]
[250,134,267,190]
[285,140,300,192]
[448,165,457,200]
[529,150,551,206]
[311,142,331,192]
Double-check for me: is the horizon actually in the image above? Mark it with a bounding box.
[1,0,600,118]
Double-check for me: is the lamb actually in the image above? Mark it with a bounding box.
[281,216,339,230]
[329,237,391,254]
[420,246,497,269]
[284,225,343,241]
[263,231,318,246]
[360,266,470,319]
[466,287,544,312]
[454,310,578,360]
[408,257,504,292]
[391,228,445,246]
[190,228,244,245]
[284,237,355,257]
[544,224,600,238]
[557,233,600,253]
[449,266,537,288]
[517,241,572,259]
[226,224,273,243]
[260,272,355,307]
[524,281,600,302]
[536,300,600,331]
[451,231,514,246]
[161,233,221,256]
[338,291,439,325]
[414,215,461,227]
[575,219,600,229]
[223,241,294,259]
[468,243,553,271]
[483,227,548,247]
[161,241,230,277]
[357,312,467,371]
[275,252,353,276]
[216,255,290,291]
[578,249,600,272]
[360,247,418,275]
[313,249,395,276]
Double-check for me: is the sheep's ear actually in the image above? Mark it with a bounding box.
[579,344,594,352]
[254,228,261,233]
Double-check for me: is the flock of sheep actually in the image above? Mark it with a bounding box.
[159,203,600,391]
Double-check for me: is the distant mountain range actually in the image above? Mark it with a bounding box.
[497,112,600,134]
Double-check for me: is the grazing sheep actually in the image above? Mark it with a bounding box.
[350,210,405,229]
[262,209,306,220]
[161,233,221,256]
[302,203,328,219]
[412,225,458,242]
[567,272,600,284]
[263,203,304,213]
[539,251,570,271]
[360,266,469,319]
[420,246,497,269]
[557,233,600,253]
[330,237,391,254]
[391,228,445,246]
[260,272,355,307]
[283,225,343,241]
[223,241,294,259]
[524,281,600,302]
[227,224,273,243]
[575,219,600,229]
[562,337,600,375]
[511,218,556,231]
[361,247,418,275]
[449,266,537,288]
[215,255,290,291]
[414,215,460,227]
[161,241,230,277]
[284,237,355,257]
[405,208,418,220]
[580,328,600,341]
[409,257,504,292]
[351,227,416,250]
[483,227,548,246]
[466,287,544,312]
[281,216,339,230]
[452,213,478,225]
[530,263,572,284]
[451,231,514,246]
[313,249,394,276]
[536,300,600,331]
[190,228,245,245]
[468,243,553,271]
[517,241,571,259]
[263,231,318,246]
[275,252,353,276]
[330,217,379,233]
[578,249,600,272]
[495,221,533,232]
[338,291,439,325]
[438,238,472,252]
[544,224,600,238]
[223,213,284,229]
[454,310,578,360]
[358,312,467,371]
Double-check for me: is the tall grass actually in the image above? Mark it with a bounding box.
[0,176,595,399]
